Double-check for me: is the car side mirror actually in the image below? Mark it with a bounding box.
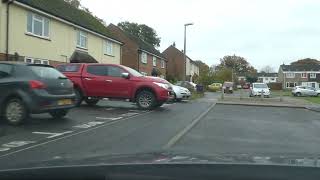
[121,73,130,79]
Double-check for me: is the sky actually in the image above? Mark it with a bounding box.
[82,0,320,71]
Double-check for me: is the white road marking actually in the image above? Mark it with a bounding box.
[0,148,10,152]
[32,131,73,139]
[0,111,153,158]
[73,121,105,129]
[105,108,115,111]
[2,141,36,148]
[163,102,216,149]
[96,117,123,121]
[120,112,139,117]
[0,141,36,152]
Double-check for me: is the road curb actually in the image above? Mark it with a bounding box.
[162,102,216,149]
[216,101,307,109]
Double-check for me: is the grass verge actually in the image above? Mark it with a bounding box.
[191,92,204,100]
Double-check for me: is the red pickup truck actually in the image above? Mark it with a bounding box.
[56,63,172,109]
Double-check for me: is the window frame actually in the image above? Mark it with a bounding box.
[152,56,157,67]
[310,73,316,79]
[24,57,49,65]
[161,59,165,68]
[27,12,50,38]
[105,40,113,56]
[301,73,307,78]
[107,65,125,77]
[141,52,147,64]
[77,30,88,49]
[286,72,295,78]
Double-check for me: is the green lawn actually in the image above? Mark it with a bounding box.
[271,90,292,97]
[300,96,320,104]
[191,92,204,100]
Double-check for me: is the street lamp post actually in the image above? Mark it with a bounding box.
[184,23,193,81]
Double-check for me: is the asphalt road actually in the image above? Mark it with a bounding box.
[0,94,319,169]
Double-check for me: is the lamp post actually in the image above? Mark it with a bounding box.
[184,23,194,81]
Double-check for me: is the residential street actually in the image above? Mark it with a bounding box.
[0,93,319,169]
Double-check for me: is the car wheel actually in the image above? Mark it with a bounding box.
[4,98,28,125]
[74,88,83,106]
[84,98,99,106]
[296,92,302,97]
[136,90,156,110]
[49,109,69,119]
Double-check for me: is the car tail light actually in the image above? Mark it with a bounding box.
[29,80,47,89]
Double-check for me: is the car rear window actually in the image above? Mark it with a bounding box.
[29,66,66,79]
[254,84,268,88]
[0,64,12,78]
[56,64,81,72]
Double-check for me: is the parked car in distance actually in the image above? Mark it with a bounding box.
[236,85,242,89]
[243,83,250,89]
[223,82,234,93]
[250,83,271,97]
[56,63,172,110]
[171,85,191,102]
[292,86,320,97]
[0,62,76,125]
[175,81,196,91]
[208,83,222,92]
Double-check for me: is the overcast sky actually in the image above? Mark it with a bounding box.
[82,0,320,71]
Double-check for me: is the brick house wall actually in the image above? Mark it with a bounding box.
[108,24,139,70]
[162,45,185,80]
[138,52,166,77]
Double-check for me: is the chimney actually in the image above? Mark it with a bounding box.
[172,42,176,47]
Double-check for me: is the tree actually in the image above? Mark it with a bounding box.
[193,60,212,86]
[64,0,81,8]
[118,21,161,47]
[260,65,275,73]
[291,58,320,65]
[215,68,233,82]
[246,75,258,83]
[217,55,257,76]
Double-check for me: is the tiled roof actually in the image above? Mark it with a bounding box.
[163,45,197,65]
[15,0,120,42]
[280,64,320,71]
[257,72,278,77]
[108,24,164,58]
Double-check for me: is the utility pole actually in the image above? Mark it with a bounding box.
[183,23,194,81]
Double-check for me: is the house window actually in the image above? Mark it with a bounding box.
[161,60,165,68]
[271,78,275,81]
[286,73,295,78]
[77,30,88,49]
[25,57,49,65]
[286,82,296,88]
[152,56,157,67]
[141,52,147,64]
[310,73,316,79]
[105,40,113,56]
[301,73,307,78]
[27,12,49,38]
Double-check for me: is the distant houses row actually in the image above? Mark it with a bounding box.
[239,64,320,89]
[0,0,199,81]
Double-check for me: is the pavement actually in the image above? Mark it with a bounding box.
[0,94,319,170]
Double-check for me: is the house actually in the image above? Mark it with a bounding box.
[278,64,320,89]
[257,73,278,83]
[0,0,122,65]
[238,75,246,82]
[162,44,199,81]
[107,24,166,78]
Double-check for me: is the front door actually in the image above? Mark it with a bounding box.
[104,65,132,98]
[82,65,108,97]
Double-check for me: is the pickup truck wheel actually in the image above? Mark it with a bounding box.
[74,88,83,106]
[85,98,99,106]
[49,109,68,119]
[136,91,156,110]
[4,98,28,125]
